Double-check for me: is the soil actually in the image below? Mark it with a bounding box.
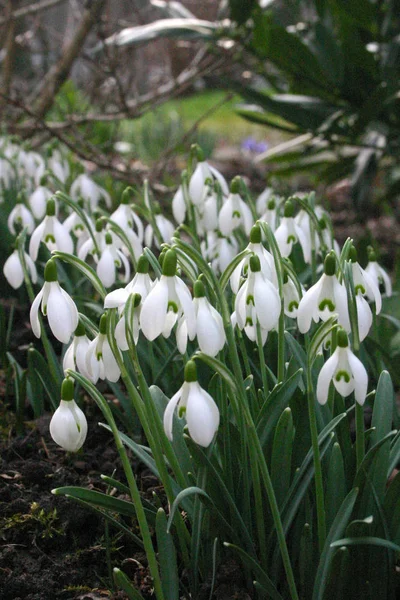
[0,399,250,600]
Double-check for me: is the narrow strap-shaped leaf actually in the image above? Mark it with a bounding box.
[52,486,138,517]
[325,442,346,531]
[52,250,107,299]
[370,370,393,448]
[330,537,400,553]
[166,487,210,533]
[223,543,283,600]
[156,508,179,600]
[312,487,359,600]
[271,408,294,507]
[113,568,145,600]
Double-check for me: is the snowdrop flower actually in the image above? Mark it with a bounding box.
[7,202,35,235]
[230,224,276,294]
[201,187,220,232]
[63,321,91,379]
[144,213,175,249]
[30,259,79,344]
[110,190,144,249]
[164,360,219,447]
[235,254,281,343]
[365,247,392,298]
[50,378,87,452]
[316,329,368,405]
[63,200,93,240]
[140,249,196,342]
[85,314,121,383]
[282,272,302,318]
[18,150,45,187]
[218,178,253,237]
[347,246,381,342]
[297,252,350,334]
[256,187,274,216]
[274,200,311,263]
[3,248,37,289]
[202,232,239,275]
[70,173,111,211]
[0,157,13,188]
[189,146,228,206]
[28,183,53,220]
[104,255,153,349]
[96,232,130,288]
[78,218,107,262]
[193,280,225,356]
[259,197,279,232]
[177,280,225,356]
[172,184,186,224]
[29,199,73,261]
[47,148,70,183]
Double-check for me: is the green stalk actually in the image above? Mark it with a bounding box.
[256,323,269,396]
[306,362,327,553]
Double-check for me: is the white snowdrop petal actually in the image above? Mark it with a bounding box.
[253,274,281,331]
[174,276,196,339]
[361,266,382,314]
[102,340,121,382]
[47,284,76,343]
[50,400,87,452]
[29,221,46,261]
[62,343,75,374]
[176,316,188,355]
[172,186,186,224]
[75,337,91,378]
[186,382,219,447]
[104,288,129,308]
[346,349,368,405]
[3,251,24,289]
[297,281,321,334]
[163,389,182,441]
[140,278,169,341]
[316,351,340,405]
[356,295,372,342]
[53,219,74,254]
[97,248,116,288]
[30,288,44,338]
[196,300,223,357]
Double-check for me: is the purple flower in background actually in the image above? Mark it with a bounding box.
[241,137,269,154]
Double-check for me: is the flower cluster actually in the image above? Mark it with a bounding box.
[2,137,393,455]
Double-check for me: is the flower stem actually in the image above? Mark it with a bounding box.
[306,362,326,553]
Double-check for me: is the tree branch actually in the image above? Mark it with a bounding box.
[27,0,106,119]
[0,0,68,25]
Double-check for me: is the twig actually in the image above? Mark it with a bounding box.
[27,0,106,119]
[0,1,17,113]
[0,0,67,25]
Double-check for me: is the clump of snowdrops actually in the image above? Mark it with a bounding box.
[2,137,399,599]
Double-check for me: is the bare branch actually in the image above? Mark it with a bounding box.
[0,1,17,113]
[0,0,68,25]
[27,0,106,119]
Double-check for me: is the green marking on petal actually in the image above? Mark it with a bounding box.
[287,235,296,244]
[288,300,298,312]
[45,234,56,244]
[355,284,365,295]
[246,294,255,306]
[178,406,186,418]
[167,301,179,313]
[232,210,241,218]
[245,317,253,326]
[319,299,335,312]
[335,370,350,383]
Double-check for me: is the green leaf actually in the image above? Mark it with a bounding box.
[156,508,179,600]
[330,536,400,553]
[53,486,138,518]
[52,250,106,299]
[236,106,299,133]
[229,0,257,25]
[370,371,394,448]
[271,408,294,507]
[113,568,145,600]
[325,442,346,531]
[27,346,59,411]
[166,487,210,533]
[312,488,359,600]
[223,543,283,600]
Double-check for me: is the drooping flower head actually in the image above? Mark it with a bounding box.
[50,378,87,452]
[29,198,73,261]
[85,313,121,383]
[274,199,311,264]
[297,251,350,334]
[30,259,79,344]
[163,360,220,447]
[365,246,392,298]
[140,249,196,342]
[316,329,368,405]
[3,247,37,289]
[63,320,91,379]
[218,177,253,237]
